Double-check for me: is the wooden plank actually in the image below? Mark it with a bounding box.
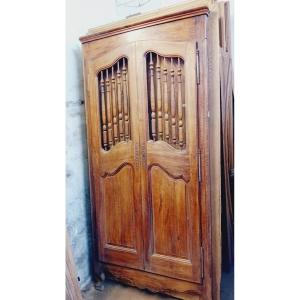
[207,7,221,300]
[66,235,83,300]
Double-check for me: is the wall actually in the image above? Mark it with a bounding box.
[66,0,118,289]
[66,0,233,290]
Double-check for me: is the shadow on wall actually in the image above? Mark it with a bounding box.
[66,44,93,289]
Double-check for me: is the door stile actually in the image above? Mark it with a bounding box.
[183,42,202,282]
[132,41,145,269]
[195,14,212,299]
[136,42,150,270]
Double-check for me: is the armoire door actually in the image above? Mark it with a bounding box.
[136,41,202,283]
[85,43,144,269]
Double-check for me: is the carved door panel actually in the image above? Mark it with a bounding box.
[85,43,144,269]
[136,41,202,283]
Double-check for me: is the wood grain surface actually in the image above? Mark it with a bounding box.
[79,0,231,299]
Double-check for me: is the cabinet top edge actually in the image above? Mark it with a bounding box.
[79,0,213,44]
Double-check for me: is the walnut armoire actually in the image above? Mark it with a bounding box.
[80,1,231,299]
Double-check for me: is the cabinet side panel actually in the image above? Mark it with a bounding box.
[207,9,221,300]
[81,44,100,278]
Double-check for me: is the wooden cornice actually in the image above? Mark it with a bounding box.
[79,0,212,44]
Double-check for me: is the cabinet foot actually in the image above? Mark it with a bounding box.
[95,271,105,291]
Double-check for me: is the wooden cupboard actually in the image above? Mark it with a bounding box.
[80,1,229,299]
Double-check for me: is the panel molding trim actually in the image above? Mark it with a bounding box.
[80,1,210,43]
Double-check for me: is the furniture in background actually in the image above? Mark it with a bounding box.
[219,1,234,271]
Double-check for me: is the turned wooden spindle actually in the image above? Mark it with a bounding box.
[117,61,124,141]
[149,52,156,140]
[156,54,163,140]
[122,58,130,141]
[163,57,169,142]
[177,58,184,148]
[105,69,113,148]
[100,71,108,150]
[111,65,118,144]
[170,57,177,145]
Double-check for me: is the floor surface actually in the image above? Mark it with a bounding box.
[82,270,233,300]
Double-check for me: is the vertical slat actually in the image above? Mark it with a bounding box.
[170,57,177,145]
[177,58,184,148]
[122,58,130,141]
[111,65,118,143]
[117,61,124,141]
[149,52,156,140]
[105,69,113,148]
[196,42,200,85]
[163,57,169,142]
[100,71,108,150]
[156,54,163,140]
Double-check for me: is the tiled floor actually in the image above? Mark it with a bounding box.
[82,270,233,300]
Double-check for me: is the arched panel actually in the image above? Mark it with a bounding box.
[102,164,136,250]
[149,165,189,259]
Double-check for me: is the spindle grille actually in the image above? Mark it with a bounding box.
[146,52,186,149]
[98,57,131,151]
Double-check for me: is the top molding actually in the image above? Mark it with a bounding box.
[79,0,213,44]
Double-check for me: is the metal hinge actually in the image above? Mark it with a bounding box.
[198,150,202,182]
[200,246,204,279]
[134,143,139,168]
[141,142,146,168]
[196,42,200,85]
